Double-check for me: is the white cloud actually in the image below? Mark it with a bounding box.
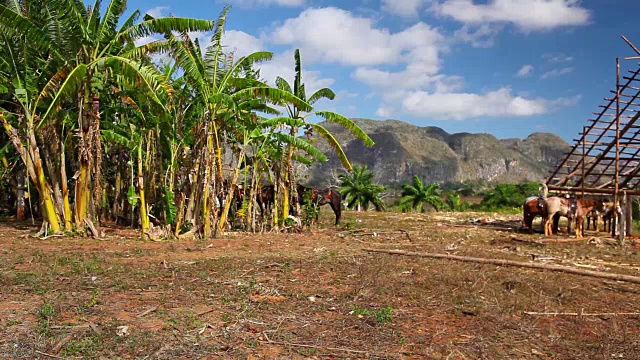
[354,68,463,92]
[399,87,577,120]
[146,6,170,18]
[517,64,534,77]
[222,30,266,58]
[454,24,502,48]
[381,0,424,17]
[268,8,444,68]
[540,67,574,79]
[543,53,574,63]
[225,0,304,8]
[258,51,335,95]
[432,0,591,31]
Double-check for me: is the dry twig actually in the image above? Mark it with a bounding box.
[136,306,158,318]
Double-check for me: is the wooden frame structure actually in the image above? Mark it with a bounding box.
[547,36,640,242]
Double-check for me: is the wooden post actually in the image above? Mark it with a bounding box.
[581,126,586,199]
[614,57,621,241]
[619,191,626,244]
[626,193,633,237]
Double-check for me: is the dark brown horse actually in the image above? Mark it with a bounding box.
[523,196,543,233]
[256,185,275,218]
[296,185,342,225]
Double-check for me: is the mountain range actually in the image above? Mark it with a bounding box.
[299,118,570,187]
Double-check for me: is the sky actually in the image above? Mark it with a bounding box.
[127,0,640,141]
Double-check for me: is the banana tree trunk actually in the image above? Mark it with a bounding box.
[138,140,150,233]
[16,169,26,220]
[27,125,60,233]
[202,124,214,238]
[75,93,92,228]
[245,164,259,232]
[218,148,246,232]
[60,136,72,231]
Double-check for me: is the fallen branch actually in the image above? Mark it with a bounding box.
[34,350,65,359]
[50,334,73,354]
[524,311,640,317]
[136,306,158,318]
[196,308,215,316]
[363,248,640,285]
[84,218,100,239]
[509,236,545,246]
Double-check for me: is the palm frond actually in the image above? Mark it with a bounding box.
[308,88,335,105]
[310,123,351,171]
[314,111,374,147]
[272,133,327,162]
[37,64,88,126]
[275,76,292,93]
[0,4,60,58]
[235,87,312,112]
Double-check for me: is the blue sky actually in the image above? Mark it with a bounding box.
[129,0,640,141]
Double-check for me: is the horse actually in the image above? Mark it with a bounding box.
[572,198,606,238]
[523,196,561,234]
[543,196,578,236]
[256,184,275,218]
[585,209,599,231]
[296,185,342,225]
[522,196,544,233]
[602,202,623,234]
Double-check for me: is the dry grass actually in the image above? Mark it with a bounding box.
[1,210,640,359]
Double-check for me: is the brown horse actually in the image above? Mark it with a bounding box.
[315,188,342,225]
[601,202,622,234]
[573,198,606,238]
[523,196,543,232]
[543,196,577,236]
[256,185,275,218]
[296,185,342,225]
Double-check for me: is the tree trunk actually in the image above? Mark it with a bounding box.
[16,169,26,220]
[138,139,150,233]
[202,122,214,238]
[218,148,245,232]
[26,124,60,233]
[60,136,72,231]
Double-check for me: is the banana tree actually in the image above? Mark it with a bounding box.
[167,7,313,237]
[274,49,374,220]
[1,0,216,231]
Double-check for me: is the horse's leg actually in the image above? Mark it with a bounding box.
[329,201,340,226]
[544,214,552,236]
[552,213,560,234]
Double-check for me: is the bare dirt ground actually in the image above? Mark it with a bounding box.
[2,210,640,359]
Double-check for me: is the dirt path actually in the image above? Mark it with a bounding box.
[2,211,640,359]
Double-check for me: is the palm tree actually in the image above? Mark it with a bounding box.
[338,165,385,212]
[275,49,374,220]
[399,176,444,212]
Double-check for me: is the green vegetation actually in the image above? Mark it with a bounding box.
[338,165,385,211]
[351,305,393,325]
[398,176,445,212]
[0,1,372,236]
